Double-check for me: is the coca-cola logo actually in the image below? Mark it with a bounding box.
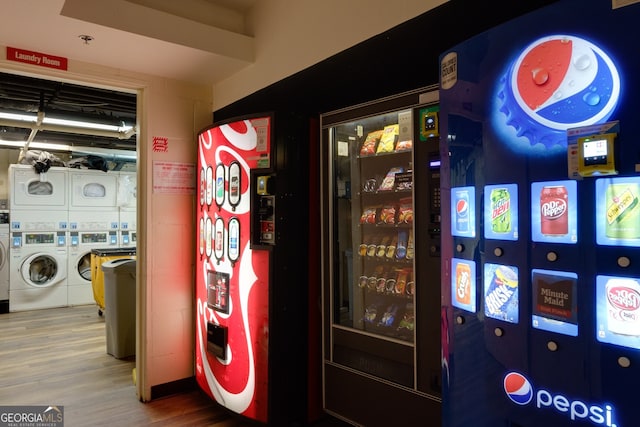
[607,286,640,311]
[541,198,567,220]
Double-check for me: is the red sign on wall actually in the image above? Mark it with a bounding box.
[6,47,68,70]
[153,136,168,152]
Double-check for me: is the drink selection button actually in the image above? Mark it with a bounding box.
[618,357,631,368]
[618,256,631,268]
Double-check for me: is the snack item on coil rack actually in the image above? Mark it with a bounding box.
[360,130,384,156]
[378,204,396,225]
[395,139,413,152]
[376,124,399,154]
[378,167,404,191]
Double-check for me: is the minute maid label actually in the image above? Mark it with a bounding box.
[606,183,640,239]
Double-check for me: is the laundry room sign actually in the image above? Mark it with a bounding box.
[6,47,68,70]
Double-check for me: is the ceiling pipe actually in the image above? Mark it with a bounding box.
[70,145,136,161]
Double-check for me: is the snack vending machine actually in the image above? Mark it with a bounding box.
[439,1,640,426]
[195,113,318,425]
[320,87,442,426]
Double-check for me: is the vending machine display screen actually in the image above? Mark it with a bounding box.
[451,258,476,313]
[597,275,640,349]
[531,180,578,244]
[583,139,608,166]
[484,184,518,241]
[595,177,640,247]
[531,269,578,336]
[451,186,476,238]
[484,263,519,323]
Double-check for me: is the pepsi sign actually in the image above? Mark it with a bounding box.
[504,372,618,426]
[495,35,621,154]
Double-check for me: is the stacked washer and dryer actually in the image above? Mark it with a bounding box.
[8,164,69,311]
[67,169,120,306]
[117,171,137,248]
[6,164,136,312]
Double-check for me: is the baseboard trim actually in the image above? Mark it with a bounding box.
[150,376,198,400]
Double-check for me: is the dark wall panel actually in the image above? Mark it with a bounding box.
[214,0,559,120]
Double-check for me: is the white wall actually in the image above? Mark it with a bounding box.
[0,49,213,401]
[212,0,447,110]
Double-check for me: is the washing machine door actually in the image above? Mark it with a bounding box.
[76,252,92,281]
[0,235,7,272]
[20,253,65,288]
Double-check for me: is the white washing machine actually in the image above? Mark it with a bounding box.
[9,164,69,212]
[0,210,10,307]
[9,230,68,311]
[68,169,119,232]
[117,171,137,248]
[68,229,119,305]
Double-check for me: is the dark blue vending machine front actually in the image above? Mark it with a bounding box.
[440,1,640,426]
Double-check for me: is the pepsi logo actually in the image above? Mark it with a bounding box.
[503,372,533,405]
[496,35,620,153]
[456,198,468,216]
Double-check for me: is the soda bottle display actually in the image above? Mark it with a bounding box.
[455,262,472,306]
[540,185,568,236]
[605,183,640,239]
[455,190,470,232]
[490,188,511,233]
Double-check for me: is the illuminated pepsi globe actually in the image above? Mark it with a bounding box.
[495,35,620,155]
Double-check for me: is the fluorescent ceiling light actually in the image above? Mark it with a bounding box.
[0,112,38,123]
[0,139,70,151]
[43,117,133,132]
[0,111,134,132]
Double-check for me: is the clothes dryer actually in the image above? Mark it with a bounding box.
[9,164,68,212]
[0,210,10,308]
[68,229,119,305]
[9,230,67,311]
[117,171,136,248]
[68,169,119,232]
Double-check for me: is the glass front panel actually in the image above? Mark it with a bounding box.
[330,109,415,343]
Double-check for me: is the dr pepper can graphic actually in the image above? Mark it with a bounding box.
[540,185,568,235]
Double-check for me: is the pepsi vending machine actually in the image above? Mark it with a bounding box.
[195,113,319,425]
[439,1,640,426]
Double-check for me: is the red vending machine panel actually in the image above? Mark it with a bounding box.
[195,117,271,422]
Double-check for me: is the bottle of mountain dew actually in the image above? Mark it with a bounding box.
[491,188,511,233]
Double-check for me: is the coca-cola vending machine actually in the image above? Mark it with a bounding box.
[195,113,320,425]
[439,1,640,426]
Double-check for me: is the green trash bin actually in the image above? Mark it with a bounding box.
[102,258,137,359]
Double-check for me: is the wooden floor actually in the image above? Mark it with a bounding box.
[0,305,351,427]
